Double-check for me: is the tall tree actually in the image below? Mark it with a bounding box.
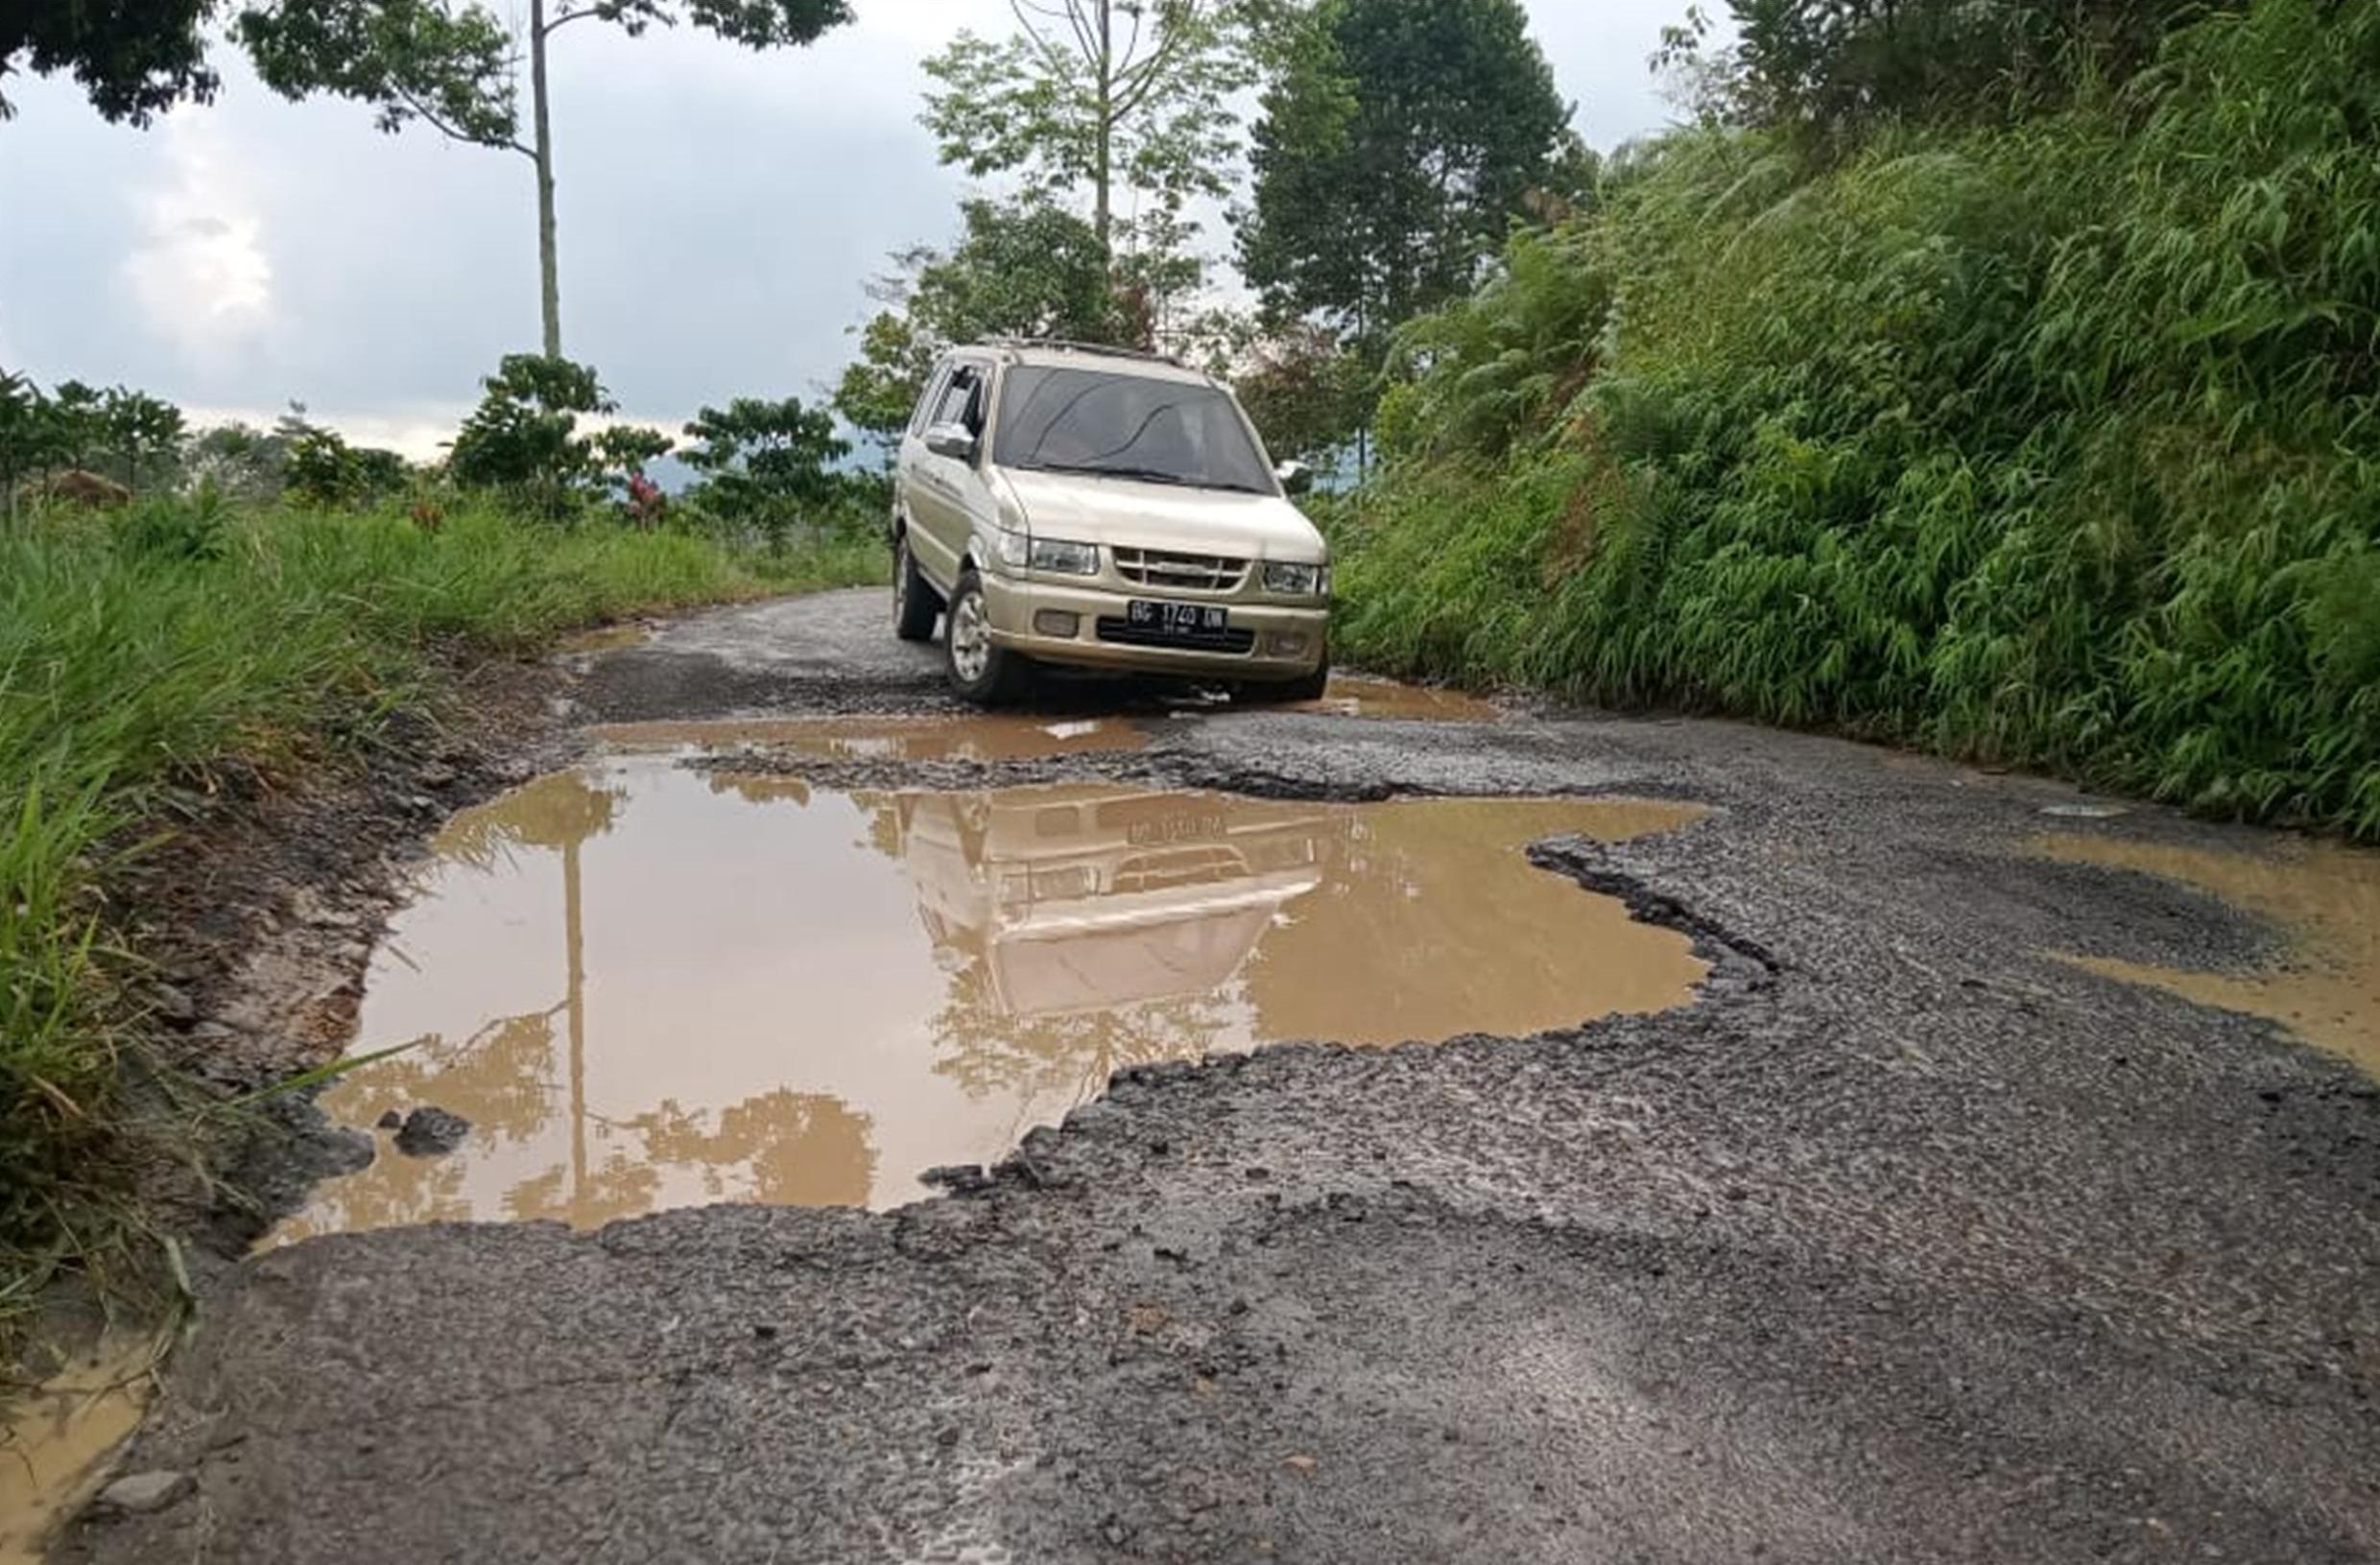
[1235,0,1569,351]
[919,1,1249,288]
[45,381,107,471]
[448,352,612,514]
[833,197,1118,453]
[102,386,186,492]
[1701,0,2225,136]
[2,0,218,123]
[239,0,854,357]
[679,395,847,545]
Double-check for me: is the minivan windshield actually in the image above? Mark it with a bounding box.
[992,367,1275,494]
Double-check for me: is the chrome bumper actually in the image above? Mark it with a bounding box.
[980,574,1328,680]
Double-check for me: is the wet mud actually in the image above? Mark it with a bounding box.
[552,624,654,655]
[2036,830,2380,1075]
[1296,674,1503,723]
[271,762,1706,1235]
[0,1341,153,1565]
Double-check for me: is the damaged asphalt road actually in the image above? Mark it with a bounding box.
[66,591,2380,1563]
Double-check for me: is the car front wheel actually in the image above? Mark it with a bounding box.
[892,534,940,642]
[943,569,1034,705]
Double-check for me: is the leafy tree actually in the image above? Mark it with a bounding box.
[238,0,855,356]
[0,371,48,510]
[921,1,1250,276]
[448,353,612,514]
[680,395,847,545]
[46,380,107,471]
[593,424,674,488]
[185,420,297,501]
[1236,0,1570,350]
[1210,317,1369,465]
[832,312,937,460]
[911,198,1118,347]
[101,386,185,492]
[1697,0,2229,137]
[284,419,344,505]
[351,445,411,495]
[283,418,409,506]
[2,0,219,124]
[833,197,1117,452]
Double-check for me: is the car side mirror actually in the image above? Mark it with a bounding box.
[1274,460,1314,496]
[924,422,979,462]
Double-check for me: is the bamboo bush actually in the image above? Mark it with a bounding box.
[1330,0,2380,838]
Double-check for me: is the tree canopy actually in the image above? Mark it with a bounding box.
[2,0,218,124]
[238,0,853,354]
[1662,0,2236,137]
[1235,0,1570,348]
[679,396,849,543]
[834,197,1118,452]
[921,1,1249,264]
[448,353,614,512]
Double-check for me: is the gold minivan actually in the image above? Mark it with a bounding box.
[890,340,1331,704]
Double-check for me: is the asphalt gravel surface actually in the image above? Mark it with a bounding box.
[65,590,2380,1564]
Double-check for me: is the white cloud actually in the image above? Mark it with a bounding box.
[182,402,468,462]
[120,116,274,358]
[6,0,1711,419]
[179,403,699,463]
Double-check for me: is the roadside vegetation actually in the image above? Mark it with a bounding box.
[1325,0,2380,840]
[0,359,883,1349]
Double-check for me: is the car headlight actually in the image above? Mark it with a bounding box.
[1028,537,1100,576]
[1263,560,1328,597]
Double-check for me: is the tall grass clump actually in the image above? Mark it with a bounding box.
[0,498,879,1339]
[1332,0,2380,838]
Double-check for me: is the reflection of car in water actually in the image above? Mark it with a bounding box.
[892,786,1331,1016]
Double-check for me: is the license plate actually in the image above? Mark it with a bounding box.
[1127,811,1226,846]
[1128,600,1229,636]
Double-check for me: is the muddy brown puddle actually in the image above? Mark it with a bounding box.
[273,762,1705,1237]
[2036,832,2380,1077]
[0,1338,155,1565]
[588,713,1150,761]
[1293,676,1502,723]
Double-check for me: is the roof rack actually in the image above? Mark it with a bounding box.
[985,337,1186,368]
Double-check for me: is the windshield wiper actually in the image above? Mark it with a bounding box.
[1026,462,1197,488]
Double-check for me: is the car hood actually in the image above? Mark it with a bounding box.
[998,469,1326,561]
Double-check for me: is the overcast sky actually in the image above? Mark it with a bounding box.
[0,0,1705,452]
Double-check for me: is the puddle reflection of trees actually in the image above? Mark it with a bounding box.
[293,766,1702,1235]
[294,1005,877,1236]
[292,765,878,1239]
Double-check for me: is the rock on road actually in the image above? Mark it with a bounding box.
[65,591,2380,1564]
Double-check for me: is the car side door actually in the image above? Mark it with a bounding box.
[906,361,990,591]
[896,361,956,588]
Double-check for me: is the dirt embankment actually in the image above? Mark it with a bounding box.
[92,645,611,1264]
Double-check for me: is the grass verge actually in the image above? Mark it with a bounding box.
[0,497,885,1352]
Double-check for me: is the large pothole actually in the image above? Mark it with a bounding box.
[269,747,1709,1238]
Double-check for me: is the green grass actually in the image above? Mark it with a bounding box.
[0,496,884,1343]
[1332,0,2380,840]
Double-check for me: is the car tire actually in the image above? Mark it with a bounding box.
[1237,654,1330,705]
[943,569,1034,705]
[892,534,940,643]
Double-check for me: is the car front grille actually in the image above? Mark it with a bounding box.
[1112,548,1249,593]
[1095,618,1256,655]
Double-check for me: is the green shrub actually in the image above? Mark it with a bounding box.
[1333,0,2380,838]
